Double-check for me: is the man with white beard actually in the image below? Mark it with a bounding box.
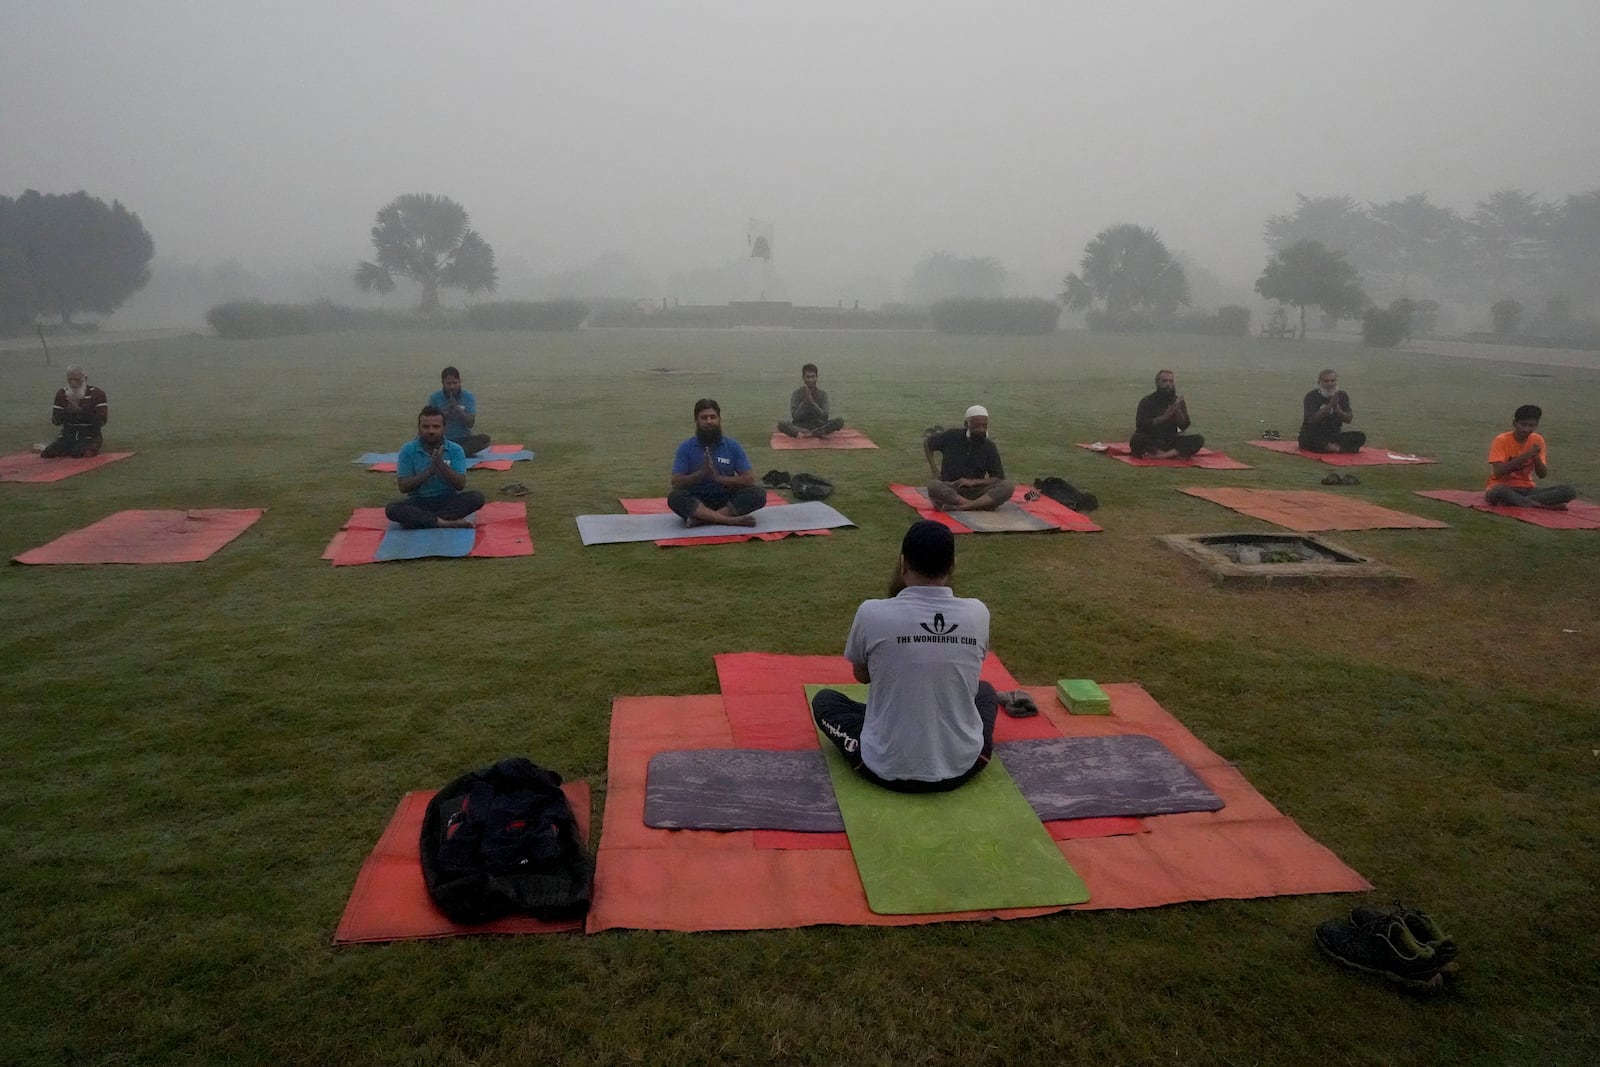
[42,365,109,458]
[1297,369,1367,454]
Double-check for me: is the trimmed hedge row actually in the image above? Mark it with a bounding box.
[930,298,1061,335]
[207,300,591,338]
[465,300,588,330]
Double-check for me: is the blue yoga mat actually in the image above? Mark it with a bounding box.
[373,525,476,561]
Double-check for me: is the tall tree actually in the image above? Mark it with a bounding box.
[1548,188,1600,313]
[1367,193,1465,293]
[1255,240,1368,338]
[1061,223,1189,321]
[354,194,497,311]
[1263,194,1376,263]
[905,251,1007,304]
[1,190,154,324]
[1471,188,1554,295]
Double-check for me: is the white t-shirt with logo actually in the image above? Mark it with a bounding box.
[844,584,991,782]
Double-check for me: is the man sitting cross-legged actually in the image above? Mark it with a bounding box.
[42,365,109,458]
[384,406,486,529]
[777,362,846,438]
[1129,369,1204,458]
[1484,404,1578,510]
[427,365,491,457]
[811,520,1000,793]
[924,405,1015,511]
[1298,368,1367,454]
[667,397,768,527]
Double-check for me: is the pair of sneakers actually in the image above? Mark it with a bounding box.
[1320,472,1360,486]
[1315,901,1458,991]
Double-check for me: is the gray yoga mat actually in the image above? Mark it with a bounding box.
[576,500,854,546]
[643,734,1223,830]
[910,488,1056,533]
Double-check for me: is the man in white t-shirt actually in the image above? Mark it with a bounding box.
[810,520,999,792]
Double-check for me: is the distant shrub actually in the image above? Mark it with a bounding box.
[1361,304,1409,348]
[932,298,1060,335]
[792,306,930,330]
[1490,298,1523,335]
[466,300,589,330]
[1214,305,1252,335]
[206,300,354,338]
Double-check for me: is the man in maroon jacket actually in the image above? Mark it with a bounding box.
[42,365,110,458]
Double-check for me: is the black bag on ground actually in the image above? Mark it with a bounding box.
[792,472,835,500]
[1033,476,1099,513]
[419,757,592,924]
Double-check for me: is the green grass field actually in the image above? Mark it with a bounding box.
[2,328,1597,1066]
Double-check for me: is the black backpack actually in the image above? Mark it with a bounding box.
[419,757,592,924]
[792,472,835,501]
[1033,476,1099,513]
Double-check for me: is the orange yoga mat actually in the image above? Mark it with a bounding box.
[1075,442,1251,470]
[768,429,879,450]
[322,501,533,565]
[618,491,831,546]
[1179,487,1450,532]
[586,682,1370,933]
[14,508,264,565]
[1414,489,1600,529]
[888,484,1102,533]
[333,782,591,944]
[1246,439,1436,466]
[0,450,135,483]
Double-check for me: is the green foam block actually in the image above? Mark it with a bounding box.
[805,683,1090,915]
[1057,678,1111,715]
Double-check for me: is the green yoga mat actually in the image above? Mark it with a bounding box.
[805,684,1090,914]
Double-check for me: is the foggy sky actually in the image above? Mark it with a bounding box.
[4,0,1598,308]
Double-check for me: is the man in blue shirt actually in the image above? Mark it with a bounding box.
[427,366,490,457]
[668,398,767,527]
[384,406,486,529]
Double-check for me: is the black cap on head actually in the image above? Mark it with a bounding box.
[694,397,721,416]
[1514,404,1542,422]
[901,519,955,579]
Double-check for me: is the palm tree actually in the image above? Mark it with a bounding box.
[1061,224,1189,321]
[354,194,497,311]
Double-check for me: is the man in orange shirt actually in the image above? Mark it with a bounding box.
[1485,405,1577,509]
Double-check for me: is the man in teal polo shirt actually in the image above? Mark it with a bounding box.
[384,406,486,529]
[427,366,491,457]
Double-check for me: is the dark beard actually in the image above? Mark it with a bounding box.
[695,425,722,446]
[967,430,987,442]
[1156,387,1177,399]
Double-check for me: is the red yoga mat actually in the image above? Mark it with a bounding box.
[888,484,1102,533]
[1413,489,1600,529]
[768,429,879,450]
[0,450,134,483]
[14,508,264,565]
[1246,439,1436,466]
[1075,442,1251,470]
[366,443,529,473]
[323,501,534,565]
[332,782,591,944]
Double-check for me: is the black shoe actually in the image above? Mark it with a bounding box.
[1340,473,1361,486]
[761,469,791,489]
[1321,473,1344,486]
[1262,429,1282,440]
[1315,915,1445,991]
[1351,902,1458,973]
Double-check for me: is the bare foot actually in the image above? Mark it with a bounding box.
[1154,448,1180,459]
[1533,500,1569,510]
[436,518,475,528]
